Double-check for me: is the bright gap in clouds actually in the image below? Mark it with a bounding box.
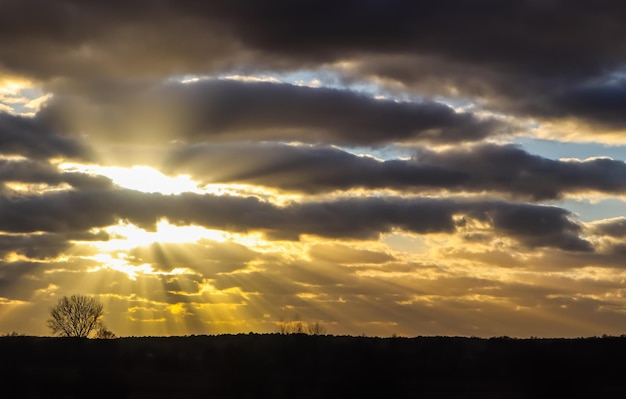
[515,136,626,161]
[60,161,304,207]
[0,77,51,115]
[60,163,202,194]
[94,219,229,252]
[81,216,276,284]
[85,219,229,280]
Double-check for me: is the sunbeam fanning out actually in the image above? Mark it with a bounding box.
[5,1,626,340]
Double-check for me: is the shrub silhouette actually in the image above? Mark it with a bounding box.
[47,295,104,337]
[93,324,116,339]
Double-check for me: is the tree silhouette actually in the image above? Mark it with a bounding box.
[307,321,327,335]
[277,316,327,335]
[47,295,104,337]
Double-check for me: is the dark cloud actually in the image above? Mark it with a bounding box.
[0,113,90,160]
[0,187,592,251]
[37,80,502,145]
[419,144,626,200]
[0,1,243,83]
[350,55,626,134]
[0,230,106,261]
[0,260,47,301]
[473,204,592,252]
[3,1,624,81]
[0,233,71,260]
[0,159,66,184]
[514,81,626,129]
[164,142,468,193]
[166,142,626,200]
[4,1,625,131]
[0,158,112,191]
[0,188,123,233]
[200,1,626,79]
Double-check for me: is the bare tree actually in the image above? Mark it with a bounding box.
[276,315,327,335]
[277,315,306,334]
[47,295,104,338]
[307,321,327,336]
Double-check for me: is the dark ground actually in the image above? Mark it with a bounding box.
[1,334,625,398]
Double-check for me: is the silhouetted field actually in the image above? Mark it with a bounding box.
[2,334,626,398]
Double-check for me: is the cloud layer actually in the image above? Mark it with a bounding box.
[166,142,626,200]
[36,80,503,145]
[3,1,626,136]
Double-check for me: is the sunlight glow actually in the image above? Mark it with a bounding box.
[4,182,73,194]
[89,254,154,280]
[59,164,202,194]
[89,253,195,280]
[93,219,229,251]
[0,77,33,97]
[0,77,50,115]
[58,162,299,206]
[199,183,304,205]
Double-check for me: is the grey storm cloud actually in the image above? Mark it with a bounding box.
[36,79,502,145]
[0,113,90,160]
[2,1,626,131]
[0,187,591,251]
[165,142,626,200]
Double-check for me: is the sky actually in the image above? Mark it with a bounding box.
[1,0,626,338]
